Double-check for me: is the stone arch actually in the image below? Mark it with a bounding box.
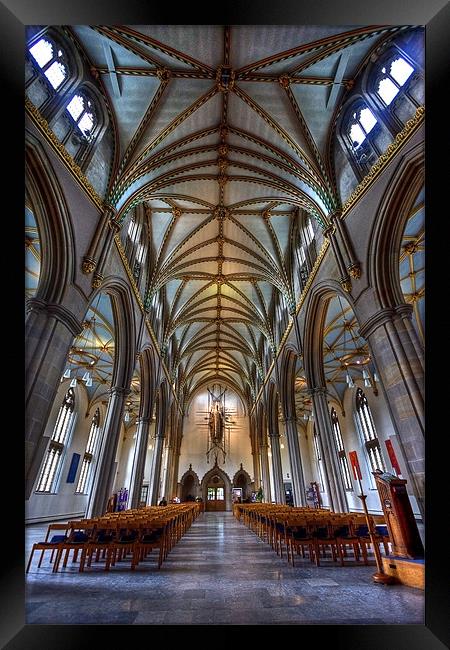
[201,465,233,511]
[92,277,137,391]
[278,346,300,419]
[25,134,75,305]
[303,279,359,390]
[155,380,170,438]
[232,466,252,501]
[267,380,280,437]
[138,346,156,421]
[367,144,424,310]
[179,467,201,502]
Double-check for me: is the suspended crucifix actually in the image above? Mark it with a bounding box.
[196,384,238,465]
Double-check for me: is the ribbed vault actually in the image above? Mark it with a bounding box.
[67,24,408,406]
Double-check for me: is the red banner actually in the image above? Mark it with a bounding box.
[385,439,402,476]
[349,451,362,480]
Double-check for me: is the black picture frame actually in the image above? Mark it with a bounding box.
[9,0,448,646]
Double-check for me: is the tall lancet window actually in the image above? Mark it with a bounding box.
[355,387,385,475]
[76,408,101,494]
[36,388,75,493]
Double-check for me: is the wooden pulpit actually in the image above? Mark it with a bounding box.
[373,470,424,559]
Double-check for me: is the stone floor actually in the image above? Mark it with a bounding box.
[25,511,424,625]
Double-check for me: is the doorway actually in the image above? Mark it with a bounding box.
[206,474,226,511]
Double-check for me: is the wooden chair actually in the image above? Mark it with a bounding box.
[132,521,168,569]
[308,518,338,566]
[332,517,368,566]
[26,522,71,573]
[78,521,117,572]
[52,521,96,573]
[285,518,316,566]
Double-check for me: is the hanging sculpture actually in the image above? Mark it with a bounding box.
[196,384,238,464]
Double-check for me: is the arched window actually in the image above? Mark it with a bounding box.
[371,48,424,130]
[66,92,96,140]
[59,87,104,167]
[330,407,353,491]
[26,33,73,114]
[75,408,101,494]
[355,388,385,474]
[36,388,75,493]
[295,213,317,293]
[28,37,68,90]
[375,56,414,106]
[346,103,380,174]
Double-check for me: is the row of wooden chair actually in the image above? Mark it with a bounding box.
[26,503,201,574]
[235,504,390,568]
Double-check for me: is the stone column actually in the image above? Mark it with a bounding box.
[259,437,272,503]
[284,416,307,506]
[86,386,131,517]
[250,415,261,490]
[163,443,175,500]
[359,305,425,516]
[310,387,348,513]
[149,431,165,505]
[25,298,83,499]
[267,416,285,504]
[128,416,151,509]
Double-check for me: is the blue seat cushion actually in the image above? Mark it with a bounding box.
[335,526,352,538]
[375,525,389,537]
[72,532,89,543]
[355,525,369,537]
[49,534,67,543]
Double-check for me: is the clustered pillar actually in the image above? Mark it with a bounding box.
[86,386,131,517]
[310,387,348,513]
[284,416,307,506]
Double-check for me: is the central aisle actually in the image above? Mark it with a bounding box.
[26,512,424,625]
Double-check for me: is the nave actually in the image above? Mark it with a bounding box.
[25,512,423,626]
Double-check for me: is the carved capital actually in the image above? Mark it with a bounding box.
[323,224,336,239]
[394,303,414,320]
[329,208,343,222]
[110,386,131,398]
[136,416,151,425]
[109,218,121,233]
[82,257,97,274]
[92,273,104,289]
[26,298,84,336]
[347,263,361,279]
[339,276,352,293]
[358,308,396,339]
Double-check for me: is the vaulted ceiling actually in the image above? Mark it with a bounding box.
[66,25,407,403]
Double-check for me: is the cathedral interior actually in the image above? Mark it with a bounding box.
[22,21,433,632]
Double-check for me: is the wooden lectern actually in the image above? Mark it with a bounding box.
[373,470,424,559]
